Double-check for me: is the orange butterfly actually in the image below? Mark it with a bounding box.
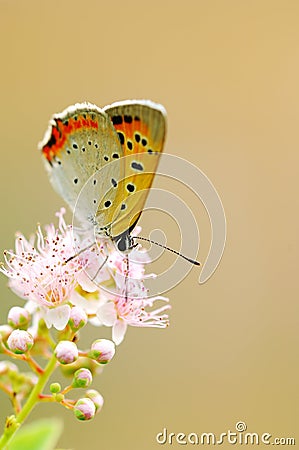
[39,100,166,253]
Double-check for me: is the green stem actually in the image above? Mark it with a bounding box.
[0,353,57,449]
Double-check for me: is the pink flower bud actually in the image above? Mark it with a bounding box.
[74,398,96,421]
[89,339,115,364]
[72,368,92,388]
[55,341,78,365]
[86,389,104,413]
[7,307,30,329]
[68,306,87,331]
[7,329,34,354]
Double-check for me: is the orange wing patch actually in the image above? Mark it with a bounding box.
[42,114,99,163]
[112,116,158,157]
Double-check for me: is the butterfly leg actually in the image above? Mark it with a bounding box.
[124,254,130,302]
[64,242,96,264]
[91,254,108,282]
[89,238,112,283]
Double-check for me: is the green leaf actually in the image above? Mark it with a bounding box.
[9,418,63,450]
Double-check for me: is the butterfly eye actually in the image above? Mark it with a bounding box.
[116,234,134,253]
[116,236,127,252]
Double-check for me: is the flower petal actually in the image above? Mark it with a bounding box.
[112,320,127,345]
[70,290,102,315]
[96,302,117,326]
[44,305,71,330]
[77,271,99,292]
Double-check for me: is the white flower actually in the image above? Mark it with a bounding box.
[97,296,171,345]
[1,210,171,340]
[1,209,82,310]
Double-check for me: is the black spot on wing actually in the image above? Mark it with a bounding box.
[47,133,57,148]
[112,115,123,125]
[131,162,144,171]
[124,115,132,123]
[126,183,135,193]
[117,132,125,145]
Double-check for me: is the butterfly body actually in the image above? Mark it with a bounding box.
[39,100,167,252]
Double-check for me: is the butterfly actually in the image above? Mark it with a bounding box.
[39,100,166,256]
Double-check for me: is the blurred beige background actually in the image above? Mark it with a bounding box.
[1,1,299,449]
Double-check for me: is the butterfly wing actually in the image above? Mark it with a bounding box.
[39,103,124,229]
[103,100,167,238]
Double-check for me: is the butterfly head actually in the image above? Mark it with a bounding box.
[94,223,136,254]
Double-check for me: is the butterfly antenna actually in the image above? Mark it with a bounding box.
[134,236,200,266]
